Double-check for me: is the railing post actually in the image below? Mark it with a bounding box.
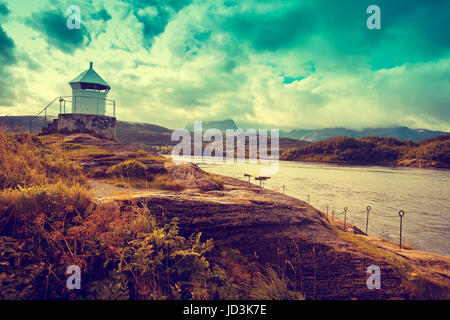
[399,210,405,250]
[113,101,116,118]
[365,206,371,235]
[344,207,348,230]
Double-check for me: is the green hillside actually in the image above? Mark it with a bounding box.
[281,135,450,168]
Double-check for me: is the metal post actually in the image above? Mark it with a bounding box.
[365,206,371,235]
[113,101,116,118]
[344,207,348,230]
[282,185,285,194]
[326,204,329,219]
[44,108,46,128]
[59,98,61,114]
[307,195,310,204]
[64,100,66,114]
[332,210,335,221]
[399,210,405,250]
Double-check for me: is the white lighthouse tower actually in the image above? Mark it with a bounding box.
[39,61,116,140]
[69,61,111,115]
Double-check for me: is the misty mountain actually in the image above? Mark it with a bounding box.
[280,127,449,142]
[184,119,447,142]
[185,119,238,132]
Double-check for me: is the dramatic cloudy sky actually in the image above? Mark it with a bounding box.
[0,0,449,131]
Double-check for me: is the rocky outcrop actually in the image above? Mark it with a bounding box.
[111,175,446,300]
[165,162,222,191]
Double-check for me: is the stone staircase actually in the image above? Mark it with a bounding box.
[41,117,59,135]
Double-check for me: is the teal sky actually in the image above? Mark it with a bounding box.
[0,0,449,131]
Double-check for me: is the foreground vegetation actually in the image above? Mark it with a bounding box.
[281,135,450,168]
[0,129,303,300]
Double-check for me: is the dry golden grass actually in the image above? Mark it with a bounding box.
[0,130,87,189]
[128,149,148,158]
[98,159,183,191]
[208,175,225,190]
[0,181,92,236]
[98,174,184,192]
[249,265,305,300]
[150,174,184,191]
[0,129,92,237]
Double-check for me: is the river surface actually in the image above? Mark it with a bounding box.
[174,157,450,256]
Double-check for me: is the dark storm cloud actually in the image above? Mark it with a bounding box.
[221,0,450,69]
[0,1,9,16]
[313,0,450,69]
[222,5,315,51]
[90,6,112,22]
[0,1,14,66]
[25,8,90,54]
[0,1,17,106]
[119,0,192,48]
[0,24,15,65]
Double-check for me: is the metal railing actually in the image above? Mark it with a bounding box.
[29,96,116,134]
[244,180,441,251]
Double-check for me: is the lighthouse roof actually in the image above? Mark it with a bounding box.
[69,62,110,90]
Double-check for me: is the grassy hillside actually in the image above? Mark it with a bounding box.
[281,135,450,168]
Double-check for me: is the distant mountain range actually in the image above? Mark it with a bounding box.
[281,127,449,142]
[1,116,447,145]
[186,119,448,142]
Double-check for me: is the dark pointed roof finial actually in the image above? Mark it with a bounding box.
[90,61,93,69]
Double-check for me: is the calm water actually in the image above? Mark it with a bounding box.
[186,158,450,256]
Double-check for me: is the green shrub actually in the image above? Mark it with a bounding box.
[106,160,147,179]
